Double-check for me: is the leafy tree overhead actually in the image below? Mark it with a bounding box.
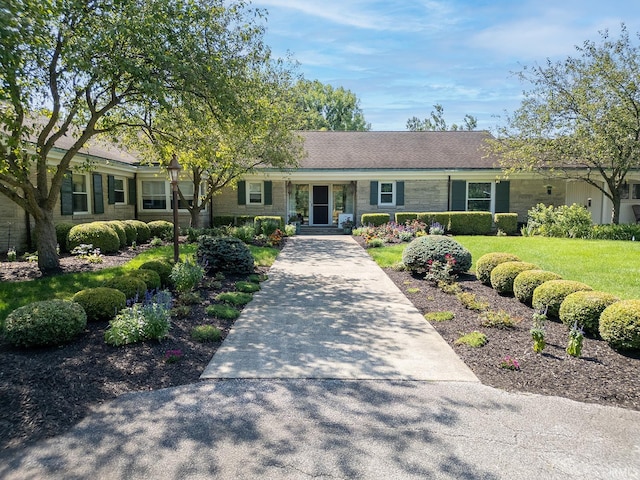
[487,25,640,224]
[407,104,478,131]
[292,79,371,131]
[0,0,269,273]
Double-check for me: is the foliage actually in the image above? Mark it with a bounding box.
[531,310,547,353]
[104,291,172,346]
[120,221,138,246]
[103,276,148,301]
[475,252,521,285]
[456,292,489,311]
[494,213,518,235]
[191,325,222,343]
[454,331,487,348]
[526,204,593,238]
[127,269,162,291]
[284,224,296,236]
[424,254,458,286]
[71,287,126,322]
[424,311,455,322]
[361,213,391,227]
[599,300,640,351]
[499,356,520,371]
[68,223,120,254]
[55,223,76,253]
[3,300,86,347]
[215,292,253,306]
[406,104,477,131]
[487,26,640,224]
[235,281,260,293]
[229,224,257,244]
[170,259,204,294]
[71,244,103,263]
[176,291,201,305]
[402,235,472,274]
[164,349,183,363]
[255,216,283,235]
[197,235,255,275]
[247,273,267,283]
[416,212,492,235]
[532,280,593,318]
[206,304,241,320]
[124,220,151,244]
[138,261,173,287]
[490,262,538,295]
[479,310,521,329]
[513,270,563,305]
[589,224,640,241]
[7,247,16,262]
[566,322,585,357]
[559,290,619,335]
[147,221,174,241]
[106,222,128,249]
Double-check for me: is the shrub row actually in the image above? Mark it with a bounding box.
[61,220,157,254]
[393,212,494,235]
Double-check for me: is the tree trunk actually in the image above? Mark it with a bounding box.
[34,209,61,274]
[189,207,203,229]
[611,199,621,224]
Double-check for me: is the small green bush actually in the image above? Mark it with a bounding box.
[559,290,619,335]
[138,260,173,287]
[68,222,120,254]
[527,203,592,238]
[104,291,172,346]
[128,269,162,291]
[212,215,236,227]
[255,216,283,235]
[104,276,148,301]
[3,300,87,347]
[361,213,390,227]
[532,280,593,318]
[424,311,454,322]
[589,224,640,241]
[454,331,487,348]
[475,252,521,285]
[106,221,128,248]
[494,213,518,235]
[120,221,138,245]
[401,235,472,274]
[599,300,640,351]
[123,219,151,243]
[479,309,521,329]
[206,304,241,320]
[235,281,260,293]
[456,292,489,311]
[147,220,174,240]
[490,261,538,295]
[215,291,253,306]
[247,273,267,283]
[170,259,205,293]
[72,287,126,322]
[395,212,419,224]
[229,224,256,244]
[55,222,76,253]
[416,212,492,235]
[513,270,563,305]
[191,325,222,342]
[197,235,255,275]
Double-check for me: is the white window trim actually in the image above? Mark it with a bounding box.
[72,173,90,214]
[140,180,208,211]
[378,181,396,206]
[247,181,264,206]
[466,181,495,213]
[114,176,127,205]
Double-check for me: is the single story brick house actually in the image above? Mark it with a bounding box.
[2,130,639,253]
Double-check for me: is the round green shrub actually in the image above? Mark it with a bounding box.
[120,221,138,245]
[72,287,127,322]
[138,260,173,287]
[106,221,128,248]
[104,276,148,301]
[559,290,619,335]
[55,222,76,253]
[599,300,640,350]
[147,220,174,241]
[401,235,472,274]
[532,280,592,318]
[513,270,563,305]
[124,219,151,244]
[235,281,260,293]
[197,235,255,275]
[3,299,87,347]
[475,252,521,285]
[68,222,120,254]
[490,261,538,295]
[127,269,162,291]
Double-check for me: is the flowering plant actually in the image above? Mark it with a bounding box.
[164,349,183,363]
[566,322,584,357]
[7,247,16,262]
[499,356,520,371]
[530,310,547,353]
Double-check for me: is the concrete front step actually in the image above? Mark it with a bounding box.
[298,226,343,235]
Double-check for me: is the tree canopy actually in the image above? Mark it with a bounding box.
[487,25,640,224]
[407,104,477,131]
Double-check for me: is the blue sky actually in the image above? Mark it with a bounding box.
[251,0,640,131]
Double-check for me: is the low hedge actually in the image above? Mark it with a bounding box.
[212,215,236,227]
[106,221,128,248]
[120,221,138,245]
[513,270,563,305]
[494,213,518,235]
[599,300,640,351]
[147,220,174,241]
[72,287,127,322]
[235,215,254,226]
[532,280,592,318]
[395,212,419,224]
[55,222,76,253]
[416,212,492,235]
[361,213,390,227]
[123,219,151,244]
[490,261,538,295]
[589,224,640,241]
[475,252,521,285]
[559,290,619,335]
[68,222,120,254]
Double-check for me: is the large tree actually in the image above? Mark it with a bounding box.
[0,0,267,273]
[292,79,370,131]
[487,25,640,224]
[407,104,477,131]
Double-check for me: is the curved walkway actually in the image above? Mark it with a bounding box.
[1,236,639,479]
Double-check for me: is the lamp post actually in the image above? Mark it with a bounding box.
[167,154,181,263]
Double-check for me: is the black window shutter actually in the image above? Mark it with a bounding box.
[495,181,510,213]
[264,181,272,205]
[92,173,104,214]
[108,175,115,204]
[396,181,405,206]
[451,180,466,211]
[127,178,136,206]
[60,171,73,215]
[369,181,378,205]
[237,181,246,205]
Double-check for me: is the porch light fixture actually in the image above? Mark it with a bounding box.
[167,154,181,263]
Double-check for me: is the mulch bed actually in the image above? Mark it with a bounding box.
[1,239,639,453]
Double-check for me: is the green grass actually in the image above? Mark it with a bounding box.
[249,245,279,267]
[365,236,640,300]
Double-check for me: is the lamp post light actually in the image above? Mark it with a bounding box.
[167,154,181,264]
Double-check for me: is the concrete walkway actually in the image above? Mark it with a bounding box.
[1,236,639,479]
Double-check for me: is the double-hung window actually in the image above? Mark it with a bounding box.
[113,177,126,204]
[142,181,167,210]
[248,182,263,204]
[72,174,89,213]
[379,181,395,206]
[467,182,491,211]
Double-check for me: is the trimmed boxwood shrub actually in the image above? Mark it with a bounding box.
[475,252,521,285]
[197,235,254,275]
[395,212,419,224]
[68,222,120,254]
[128,269,162,291]
[416,212,492,235]
[361,213,390,227]
[104,276,148,301]
[147,220,174,240]
[138,260,173,287]
[494,213,518,235]
[55,222,76,253]
[3,299,87,347]
[106,221,128,248]
[490,262,538,295]
[124,219,151,243]
[402,235,472,274]
[513,270,563,305]
[120,221,137,245]
[559,290,619,335]
[532,280,592,318]
[72,287,127,322]
[599,300,640,350]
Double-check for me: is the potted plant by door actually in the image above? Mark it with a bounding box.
[341,218,354,234]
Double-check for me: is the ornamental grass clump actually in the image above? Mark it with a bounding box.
[475,252,521,285]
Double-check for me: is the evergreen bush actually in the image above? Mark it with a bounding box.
[55,222,76,253]
[68,222,120,254]
[72,287,126,322]
[104,276,147,301]
[599,300,640,351]
[402,235,472,274]
[475,252,521,285]
[559,290,619,335]
[513,270,563,305]
[123,219,151,243]
[106,221,128,248]
[490,261,538,295]
[128,269,162,291]
[197,235,254,275]
[147,220,174,240]
[138,260,173,287]
[532,280,592,318]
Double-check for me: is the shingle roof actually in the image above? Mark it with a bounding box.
[53,133,139,165]
[297,131,498,170]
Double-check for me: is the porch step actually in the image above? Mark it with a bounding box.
[298,226,342,236]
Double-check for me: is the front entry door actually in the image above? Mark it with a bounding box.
[312,185,330,225]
